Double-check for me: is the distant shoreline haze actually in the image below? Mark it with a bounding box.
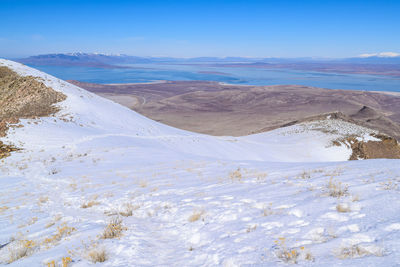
[17,52,400,65]
[16,53,400,93]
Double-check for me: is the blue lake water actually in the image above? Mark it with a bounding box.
[29,63,400,92]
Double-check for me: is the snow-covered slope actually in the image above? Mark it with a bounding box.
[0,59,375,162]
[0,59,399,266]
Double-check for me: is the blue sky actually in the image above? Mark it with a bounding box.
[1,0,399,58]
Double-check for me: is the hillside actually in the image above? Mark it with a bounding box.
[0,59,400,266]
[70,80,400,140]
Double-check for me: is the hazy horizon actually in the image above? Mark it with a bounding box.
[1,0,400,58]
[6,51,400,61]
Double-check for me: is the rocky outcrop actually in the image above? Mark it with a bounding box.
[333,133,400,160]
[0,66,67,157]
[348,134,400,160]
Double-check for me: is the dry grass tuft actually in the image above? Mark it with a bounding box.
[262,205,274,216]
[337,244,383,259]
[327,177,348,198]
[298,171,311,179]
[304,251,314,261]
[246,224,257,233]
[274,238,299,264]
[336,203,351,213]
[81,201,100,209]
[139,180,148,188]
[119,203,139,217]
[0,206,9,214]
[229,168,243,181]
[88,246,107,263]
[101,217,125,239]
[69,183,77,191]
[7,240,37,263]
[43,224,76,246]
[38,196,49,204]
[274,238,314,263]
[45,221,56,228]
[188,210,205,222]
[380,179,398,190]
[47,256,73,267]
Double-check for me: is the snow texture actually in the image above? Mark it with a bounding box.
[0,59,399,266]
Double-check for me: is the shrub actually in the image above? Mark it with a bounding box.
[101,218,124,239]
[273,238,314,264]
[229,168,242,181]
[88,247,107,263]
[47,257,72,267]
[327,177,348,198]
[8,240,36,263]
[43,224,76,246]
[119,203,139,217]
[274,238,299,264]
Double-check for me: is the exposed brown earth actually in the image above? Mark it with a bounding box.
[69,80,400,140]
[0,66,66,158]
[332,132,400,160]
[0,68,399,161]
[69,80,400,160]
[349,134,400,160]
[1,67,399,160]
[280,112,400,159]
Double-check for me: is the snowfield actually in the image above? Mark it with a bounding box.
[0,59,399,266]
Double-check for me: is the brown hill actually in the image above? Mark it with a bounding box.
[70,81,400,140]
[0,66,66,158]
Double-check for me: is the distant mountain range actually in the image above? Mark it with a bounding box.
[16,53,286,66]
[17,53,153,68]
[17,52,400,68]
[15,52,400,77]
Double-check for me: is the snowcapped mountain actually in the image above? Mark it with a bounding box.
[346,52,400,64]
[0,59,399,266]
[358,52,400,58]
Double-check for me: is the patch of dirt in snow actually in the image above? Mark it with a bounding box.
[333,134,400,160]
[297,117,400,160]
[0,66,66,157]
[0,142,19,160]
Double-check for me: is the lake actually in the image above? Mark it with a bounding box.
[29,63,400,92]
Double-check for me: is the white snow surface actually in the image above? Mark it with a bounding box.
[0,59,399,266]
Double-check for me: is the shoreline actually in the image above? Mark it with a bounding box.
[79,79,400,96]
[104,80,167,85]
[372,90,400,97]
